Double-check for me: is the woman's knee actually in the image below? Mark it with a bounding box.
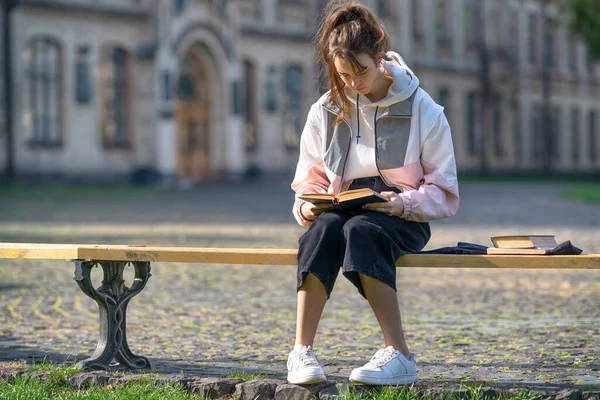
[341,214,382,241]
[301,210,348,242]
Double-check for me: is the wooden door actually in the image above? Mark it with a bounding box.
[176,51,211,182]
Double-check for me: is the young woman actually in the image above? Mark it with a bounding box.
[288,1,459,386]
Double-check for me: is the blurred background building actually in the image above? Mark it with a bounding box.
[0,0,599,184]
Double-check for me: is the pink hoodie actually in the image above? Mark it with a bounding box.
[292,52,459,227]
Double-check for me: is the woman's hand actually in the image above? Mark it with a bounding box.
[362,191,405,217]
[301,202,335,221]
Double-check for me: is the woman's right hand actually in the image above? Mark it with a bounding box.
[301,202,334,221]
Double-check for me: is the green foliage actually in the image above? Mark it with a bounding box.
[0,377,199,400]
[224,370,268,381]
[565,0,600,60]
[560,184,600,203]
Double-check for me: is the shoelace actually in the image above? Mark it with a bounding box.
[367,347,397,367]
[296,347,319,366]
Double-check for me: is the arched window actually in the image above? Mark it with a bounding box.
[283,65,303,151]
[100,46,130,147]
[22,37,62,145]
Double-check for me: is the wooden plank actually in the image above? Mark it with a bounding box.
[76,245,299,265]
[398,254,600,269]
[0,243,81,261]
[0,243,599,269]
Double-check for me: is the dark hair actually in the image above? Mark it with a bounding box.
[315,0,391,125]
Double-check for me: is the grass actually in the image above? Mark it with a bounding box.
[559,184,600,203]
[0,364,559,400]
[0,362,199,400]
[340,384,549,400]
[0,377,198,400]
[459,174,599,184]
[224,370,268,381]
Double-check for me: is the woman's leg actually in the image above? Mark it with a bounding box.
[341,212,430,354]
[358,273,409,357]
[288,210,350,384]
[295,209,351,346]
[295,273,328,346]
[341,212,430,385]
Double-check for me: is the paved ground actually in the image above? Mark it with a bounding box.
[0,181,598,390]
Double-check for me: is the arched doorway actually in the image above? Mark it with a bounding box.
[176,49,211,182]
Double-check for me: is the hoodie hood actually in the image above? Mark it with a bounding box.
[344,51,420,108]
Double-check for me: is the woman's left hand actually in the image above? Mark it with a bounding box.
[362,191,405,217]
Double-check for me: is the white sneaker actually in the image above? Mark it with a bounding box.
[287,345,327,385]
[349,346,418,385]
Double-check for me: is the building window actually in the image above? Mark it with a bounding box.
[528,14,538,66]
[374,0,391,18]
[551,106,561,161]
[586,48,596,80]
[590,110,597,164]
[493,95,503,157]
[243,60,258,151]
[100,47,130,148]
[435,0,451,44]
[466,92,478,156]
[174,0,185,14]
[438,88,450,122]
[265,66,278,113]
[463,0,477,49]
[75,45,91,105]
[514,107,522,164]
[545,25,555,68]
[412,0,423,40]
[531,105,542,164]
[572,108,580,165]
[22,37,62,145]
[507,6,519,66]
[568,35,578,71]
[283,65,303,151]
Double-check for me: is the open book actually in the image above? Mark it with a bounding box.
[487,234,558,255]
[299,188,389,210]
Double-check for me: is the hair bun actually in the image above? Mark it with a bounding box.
[344,9,359,22]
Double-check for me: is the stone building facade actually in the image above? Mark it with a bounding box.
[1,0,599,183]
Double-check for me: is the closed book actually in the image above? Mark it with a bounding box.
[490,235,557,249]
[486,247,553,255]
[299,188,388,210]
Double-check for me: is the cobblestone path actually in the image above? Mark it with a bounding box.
[0,182,598,389]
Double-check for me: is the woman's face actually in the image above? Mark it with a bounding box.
[334,53,382,95]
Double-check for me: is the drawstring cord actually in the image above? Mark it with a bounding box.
[356,94,361,144]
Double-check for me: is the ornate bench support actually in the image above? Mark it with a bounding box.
[73,260,152,370]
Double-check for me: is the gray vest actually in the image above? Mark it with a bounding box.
[321,91,417,182]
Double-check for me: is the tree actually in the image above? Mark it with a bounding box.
[564,0,600,60]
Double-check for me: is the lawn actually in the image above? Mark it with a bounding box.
[560,184,600,203]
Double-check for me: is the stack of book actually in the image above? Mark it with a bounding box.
[486,235,558,255]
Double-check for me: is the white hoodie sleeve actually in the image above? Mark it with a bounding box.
[399,110,460,222]
[291,103,331,226]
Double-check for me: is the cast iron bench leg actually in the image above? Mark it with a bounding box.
[73,260,152,370]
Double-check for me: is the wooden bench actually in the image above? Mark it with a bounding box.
[1,242,599,371]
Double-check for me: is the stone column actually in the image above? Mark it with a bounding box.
[225,61,246,178]
[155,42,178,185]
